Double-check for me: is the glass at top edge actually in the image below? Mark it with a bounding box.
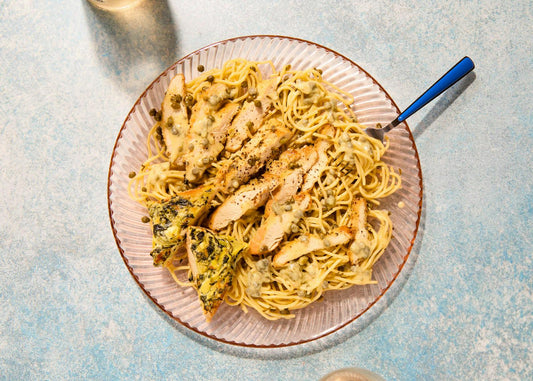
[107,35,423,348]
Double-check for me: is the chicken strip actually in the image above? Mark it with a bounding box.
[160,73,190,166]
[208,176,280,231]
[174,82,233,168]
[225,77,279,152]
[301,125,335,191]
[272,227,352,268]
[182,102,240,182]
[221,118,292,192]
[347,197,371,264]
[263,146,318,217]
[249,193,311,255]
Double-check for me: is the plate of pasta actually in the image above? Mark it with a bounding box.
[107,35,422,347]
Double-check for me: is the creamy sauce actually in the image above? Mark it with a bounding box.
[349,240,371,261]
[246,258,272,297]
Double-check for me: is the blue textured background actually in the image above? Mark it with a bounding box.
[1,0,531,380]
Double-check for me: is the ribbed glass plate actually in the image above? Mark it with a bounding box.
[107,36,423,347]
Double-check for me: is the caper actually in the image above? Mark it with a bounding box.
[128,171,136,178]
[254,99,262,108]
[166,116,174,127]
[206,74,214,82]
[141,216,150,223]
[197,64,205,72]
[326,195,336,207]
[170,94,182,103]
[184,94,194,106]
[141,187,147,192]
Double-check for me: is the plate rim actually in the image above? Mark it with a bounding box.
[107,34,424,348]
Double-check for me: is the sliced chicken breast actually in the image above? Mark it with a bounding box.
[249,192,311,255]
[225,77,279,152]
[173,82,233,168]
[301,125,335,191]
[208,176,280,231]
[264,146,318,217]
[272,227,352,268]
[182,102,240,182]
[347,197,371,264]
[221,118,292,192]
[160,74,190,166]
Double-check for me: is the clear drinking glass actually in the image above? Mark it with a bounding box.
[320,368,386,381]
[87,0,143,11]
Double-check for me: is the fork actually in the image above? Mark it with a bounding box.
[364,56,475,143]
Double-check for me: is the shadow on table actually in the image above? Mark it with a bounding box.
[83,0,179,95]
[412,71,477,141]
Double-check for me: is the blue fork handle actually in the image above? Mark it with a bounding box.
[397,56,475,123]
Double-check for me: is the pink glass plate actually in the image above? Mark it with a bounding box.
[107,35,423,348]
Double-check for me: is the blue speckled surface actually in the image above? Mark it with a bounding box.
[1,0,531,379]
